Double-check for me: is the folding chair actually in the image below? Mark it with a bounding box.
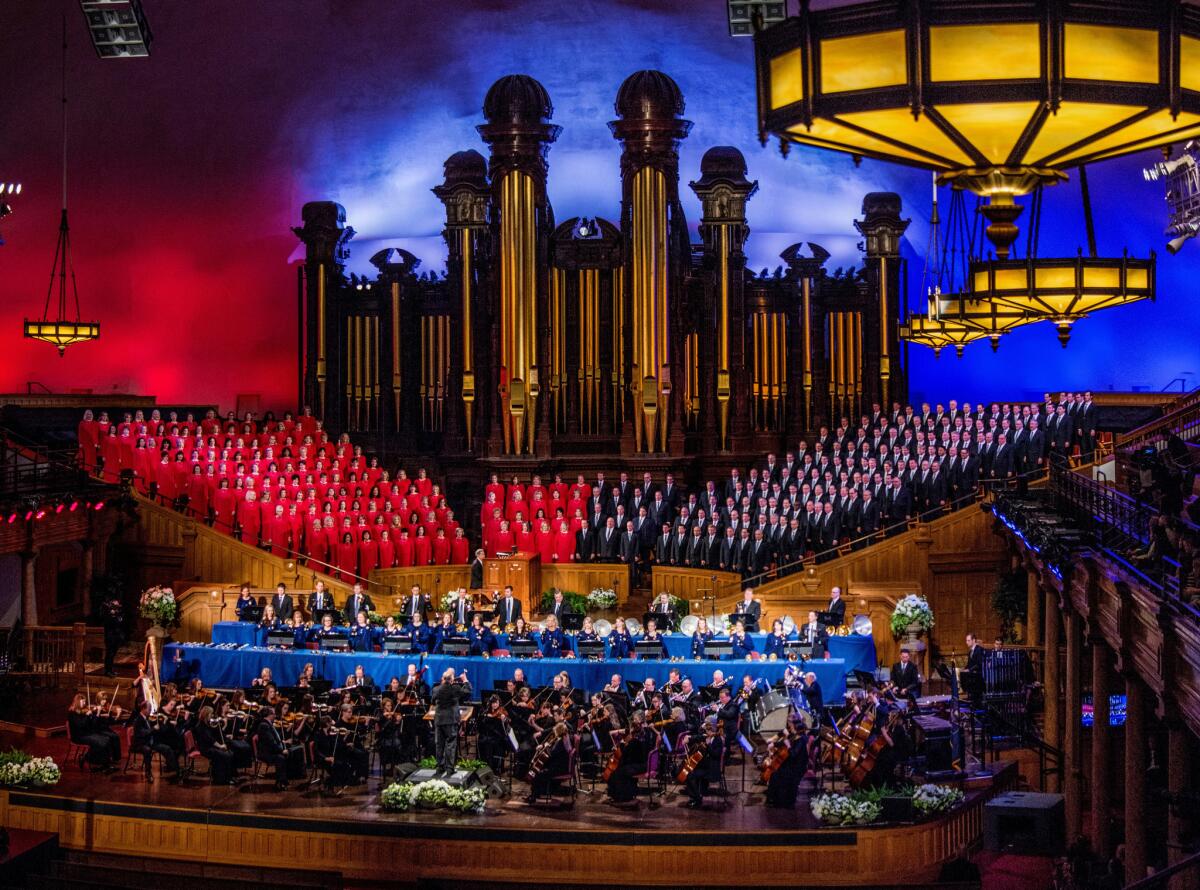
[182,730,209,779]
[64,725,89,769]
[634,748,662,804]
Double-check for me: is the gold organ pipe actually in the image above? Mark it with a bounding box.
[771,312,781,427]
[461,230,474,447]
[655,170,668,453]
[802,276,812,430]
[827,313,836,421]
[854,311,863,412]
[392,281,401,432]
[355,314,364,431]
[614,271,624,426]
[779,313,788,429]
[372,315,380,431]
[345,316,353,428]
[317,264,327,416]
[523,173,537,453]
[718,224,729,447]
[879,256,890,408]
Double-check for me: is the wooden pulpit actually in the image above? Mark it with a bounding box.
[483,551,540,618]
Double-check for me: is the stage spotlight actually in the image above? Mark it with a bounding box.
[35,509,46,520]
[727,0,788,37]
[94,500,105,511]
[69,500,79,511]
[0,183,20,195]
[24,510,33,521]
[80,0,153,59]
[6,513,16,524]
[55,503,65,514]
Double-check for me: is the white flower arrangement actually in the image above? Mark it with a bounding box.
[810,792,883,826]
[439,592,459,614]
[139,585,177,626]
[910,782,964,816]
[381,778,486,814]
[587,588,616,610]
[890,593,934,636]
[0,755,61,788]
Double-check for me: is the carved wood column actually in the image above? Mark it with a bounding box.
[1026,568,1042,647]
[1168,723,1197,890]
[1091,640,1113,858]
[1124,674,1148,885]
[1064,608,1083,842]
[1044,587,1061,792]
[20,548,39,627]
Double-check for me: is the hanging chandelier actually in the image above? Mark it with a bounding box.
[24,16,99,357]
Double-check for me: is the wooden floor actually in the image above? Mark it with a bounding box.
[0,728,1019,886]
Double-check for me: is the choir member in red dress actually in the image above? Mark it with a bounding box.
[306,519,329,568]
[187,465,211,520]
[412,526,432,566]
[101,425,122,482]
[485,473,506,505]
[550,473,570,504]
[237,491,262,546]
[358,530,380,574]
[378,528,396,569]
[450,527,470,565]
[492,520,515,557]
[336,532,358,581]
[506,489,527,523]
[432,528,451,565]
[154,454,177,503]
[536,520,556,564]
[267,505,291,558]
[213,479,236,532]
[77,410,99,473]
[396,528,414,568]
[515,520,535,553]
[414,468,433,498]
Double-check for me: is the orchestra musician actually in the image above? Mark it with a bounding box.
[690,616,714,659]
[525,720,570,803]
[801,671,826,725]
[889,648,921,700]
[430,668,472,776]
[252,667,274,687]
[478,695,514,773]
[715,687,741,749]
[130,699,179,783]
[764,618,790,659]
[401,584,430,625]
[376,698,404,776]
[576,615,599,645]
[763,719,809,808]
[433,613,458,654]
[733,587,762,632]
[683,716,725,809]
[408,613,432,653]
[313,715,355,790]
[334,702,371,781]
[602,674,624,696]
[193,704,237,785]
[67,693,119,771]
[256,707,305,791]
[606,710,653,804]
[289,609,312,648]
[631,678,656,711]
[349,610,376,652]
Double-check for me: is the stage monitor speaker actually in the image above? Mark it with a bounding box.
[474,764,506,797]
[394,762,419,782]
[881,794,914,823]
[408,767,481,789]
[984,792,1064,856]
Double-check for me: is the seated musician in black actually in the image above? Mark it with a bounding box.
[193,704,237,785]
[376,698,405,776]
[214,698,253,768]
[716,687,741,750]
[256,707,304,791]
[67,693,117,771]
[606,710,653,804]
[764,719,809,808]
[335,702,372,782]
[130,700,179,783]
[684,716,726,809]
[313,715,355,790]
[478,695,513,774]
[526,721,570,803]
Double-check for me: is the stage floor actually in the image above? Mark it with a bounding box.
[3,732,1017,885]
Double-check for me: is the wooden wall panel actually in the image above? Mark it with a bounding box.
[649,567,740,610]
[542,564,631,609]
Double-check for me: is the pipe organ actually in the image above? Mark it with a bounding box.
[295,70,907,483]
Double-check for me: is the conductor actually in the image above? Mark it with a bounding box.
[431,668,472,776]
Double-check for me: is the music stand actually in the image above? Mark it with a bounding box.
[816,611,837,627]
[635,640,664,660]
[642,611,675,633]
[704,640,733,661]
[441,639,470,657]
[266,629,294,649]
[383,637,414,654]
[320,635,350,651]
[310,679,333,697]
[240,605,263,624]
[510,639,539,658]
[561,611,584,632]
[578,639,605,659]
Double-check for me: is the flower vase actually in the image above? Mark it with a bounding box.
[904,622,927,658]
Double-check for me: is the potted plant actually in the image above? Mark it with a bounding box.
[890,594,934,648]
[992,570,1028,643]
[138,585,177,640]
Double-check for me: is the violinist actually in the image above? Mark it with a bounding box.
[663,706,688,751]
[690,616,715,659]
[477,694,513,773]
[525,720,569,804]
[214,698,253,767]
[683,716,725,809]
[467,612,496,656]
[608,617,634,659]
[730,620,754,660]
[433,613,457,654]
[334,703,371,782]
[764,619,790,660]
[67,693,119,771]
[130,699,179,783]
[408,613,432,653]
[606,710,653,804]
[639,618,667,659]
[763,719,808,808]
[257,707,303,791]
[91,691,126,751]
[539,614,566,658]
[235,584,257,621]
[376,698,405,776]
[289,609,312,648]
[349,610,376,653]
[508,685,538,770]
[193,704,237,785]
[313,715,354,790]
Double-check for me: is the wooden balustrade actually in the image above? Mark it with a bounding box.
[21,623,88,686]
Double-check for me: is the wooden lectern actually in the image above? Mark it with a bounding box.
[483,551,540,618]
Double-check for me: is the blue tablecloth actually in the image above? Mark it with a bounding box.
[163,643,847,707]
[211,621,876,674]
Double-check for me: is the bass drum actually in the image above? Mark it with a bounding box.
[679,614,699,637]
[755,690,791,734]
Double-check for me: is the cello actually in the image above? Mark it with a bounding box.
[759,733,791,783]
[676,721,723,784]
[526,722,567,783]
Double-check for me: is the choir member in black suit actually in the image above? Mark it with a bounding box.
[469,549,485,589]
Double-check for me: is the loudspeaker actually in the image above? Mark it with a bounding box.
[984,792,1065,856]
[881,794,914,823]
[408,767,481,789]
[474,764,507,797]
[393,762,419,782]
